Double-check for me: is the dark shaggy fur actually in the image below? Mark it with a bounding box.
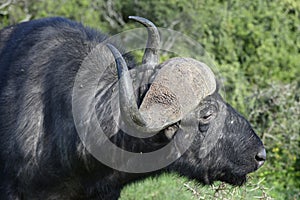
[0,17,265,200]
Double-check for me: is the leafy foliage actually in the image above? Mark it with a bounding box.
[247,83,300,199]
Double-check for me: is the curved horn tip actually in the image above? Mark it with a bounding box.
[128,16,160,65]
[106,43,128,79]
[106,43,120,56]
[128,16,156,27]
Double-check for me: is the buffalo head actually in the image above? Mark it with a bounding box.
[106,16,266,186]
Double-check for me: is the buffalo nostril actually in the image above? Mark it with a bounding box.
[255,148,266,168]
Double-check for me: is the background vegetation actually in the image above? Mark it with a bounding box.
[1,0,299,199]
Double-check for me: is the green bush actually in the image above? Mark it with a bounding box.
[246,83,300,199]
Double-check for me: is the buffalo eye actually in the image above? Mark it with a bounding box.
[202,111,214,121]
[198,105,218,124]
[197,106,217,134]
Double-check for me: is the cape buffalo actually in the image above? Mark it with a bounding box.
[0,16,266,199]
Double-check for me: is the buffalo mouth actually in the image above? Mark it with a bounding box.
[218,173,247,186]
[185,170,248,187]
[215,164,259,186]
[194,168,250,186]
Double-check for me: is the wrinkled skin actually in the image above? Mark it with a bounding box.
[0,17,265,200]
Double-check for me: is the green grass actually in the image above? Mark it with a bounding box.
[120,173,194,200]
[120,173,274,200]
